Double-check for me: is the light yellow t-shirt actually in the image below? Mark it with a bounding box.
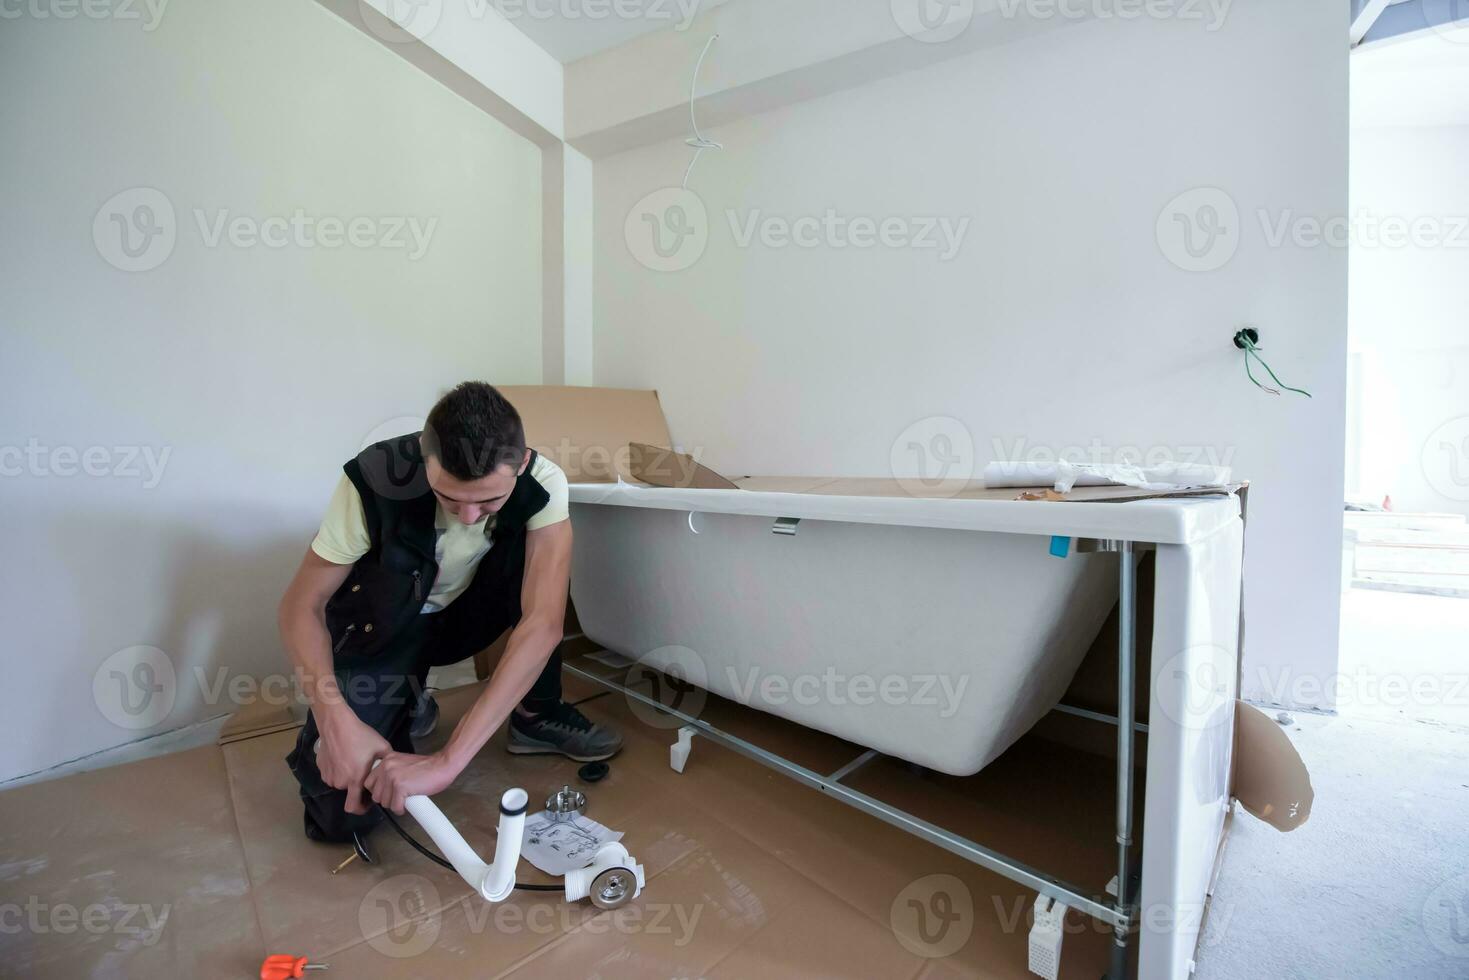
[311,454,569,612]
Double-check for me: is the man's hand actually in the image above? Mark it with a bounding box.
[317,716,392,815]
[364,751,460,815]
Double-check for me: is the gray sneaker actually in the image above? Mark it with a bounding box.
[508,701,623,762]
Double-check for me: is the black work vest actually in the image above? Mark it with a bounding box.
[323,433,549,663]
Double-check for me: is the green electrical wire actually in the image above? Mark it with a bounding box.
[1238,333,1312,399]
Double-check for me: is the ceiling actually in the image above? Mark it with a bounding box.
[1352,23,1469,128]
[490,0,733,63]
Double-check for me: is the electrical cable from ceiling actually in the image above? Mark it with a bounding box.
[681,34,723,190]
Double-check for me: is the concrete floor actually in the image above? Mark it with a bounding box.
[1194,588,1469,979]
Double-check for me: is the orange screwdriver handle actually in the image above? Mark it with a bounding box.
[260,954,326,979]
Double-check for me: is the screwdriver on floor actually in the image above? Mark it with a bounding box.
[260,954,328,979]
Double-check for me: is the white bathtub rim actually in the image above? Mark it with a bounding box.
[569,482,1240,546]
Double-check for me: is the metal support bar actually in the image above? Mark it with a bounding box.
[828,749,879,784]
[1110,541,1138,980]
[564,661,1133,931]
[1052,702,1149,734]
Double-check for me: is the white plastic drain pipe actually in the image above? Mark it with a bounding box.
[404,787,527,902]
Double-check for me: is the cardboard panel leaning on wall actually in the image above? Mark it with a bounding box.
[499,386,672,482]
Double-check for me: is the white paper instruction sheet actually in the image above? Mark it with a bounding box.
[519,812,623,876]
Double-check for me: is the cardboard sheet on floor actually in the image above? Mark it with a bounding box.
[4,669,1143,978]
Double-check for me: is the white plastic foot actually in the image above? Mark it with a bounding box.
[669,726,696,773]
[1028,894,1067,980]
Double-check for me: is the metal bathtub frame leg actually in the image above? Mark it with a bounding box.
[562,539,1142,977]
[1109,539,1138,980]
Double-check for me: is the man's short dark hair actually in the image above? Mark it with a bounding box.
[421,382,527,480]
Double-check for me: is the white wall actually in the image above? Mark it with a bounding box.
[0,0,543,782]
[1348,124,1469,515]
[594,3,1348,709]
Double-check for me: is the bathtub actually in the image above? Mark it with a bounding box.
[567,480,1246,980]
[567,481,1237,777]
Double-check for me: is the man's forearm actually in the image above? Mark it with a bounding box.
[278,601,355,731]
[438,617,563,773]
